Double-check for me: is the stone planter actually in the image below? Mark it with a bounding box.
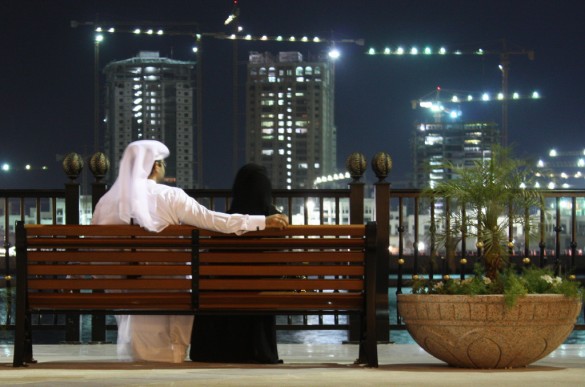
[397,293,582,369]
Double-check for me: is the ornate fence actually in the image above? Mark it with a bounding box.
[1,152,584,345]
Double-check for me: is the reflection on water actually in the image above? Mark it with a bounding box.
[1,288,583,345]
[278,329,415,344]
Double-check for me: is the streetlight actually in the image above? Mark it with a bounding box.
[94,31,103,152]
[328,47,341,60]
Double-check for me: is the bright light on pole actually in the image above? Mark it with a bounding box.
[328,48,340,60]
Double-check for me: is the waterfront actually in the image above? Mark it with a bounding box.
[2,288,583,345]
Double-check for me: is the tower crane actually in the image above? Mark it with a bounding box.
[369,39,535,145]
[412,86,541,124]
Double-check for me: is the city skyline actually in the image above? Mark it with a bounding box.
[1,0,584,189]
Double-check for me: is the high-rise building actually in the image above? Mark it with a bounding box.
[245,51,336,189]
[103,51,197,188]
[412,121,500,188]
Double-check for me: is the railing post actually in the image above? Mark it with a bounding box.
[371,152,392,343]
[554,197,561,276]
[62,153,83,343]
[570,196,577,270]
[345,153,365,342]
[349,182,364,225]
[539,196,546,268]
[88,152,110,344]
[346,152,366,225]
[64,183,80,226]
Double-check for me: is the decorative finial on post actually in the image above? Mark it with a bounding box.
[88,152,110,182]
[345,152,367,182]
[371,152,392,182]
[62,152,84,181]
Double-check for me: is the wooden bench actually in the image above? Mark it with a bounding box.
[13,221,379,367]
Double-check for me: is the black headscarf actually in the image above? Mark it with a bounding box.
[228,163,279,216]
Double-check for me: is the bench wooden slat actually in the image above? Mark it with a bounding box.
[199,278,364,291]
[200,265,363,276]
[23,224,196,237]
[199,292,363,311]
[28,292,192,311]
[28,279,192,290]
[199,251,365,263]
[199,224,367,237]
[198,238,363,249]
[27,251,192,263]
[26,238,193,248]
[28,264,192,276]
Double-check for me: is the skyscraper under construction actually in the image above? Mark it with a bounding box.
[413,121,500,188]
[245,51,336,189]
[103,51,197,188]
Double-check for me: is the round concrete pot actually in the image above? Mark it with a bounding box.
[397,293,582,369]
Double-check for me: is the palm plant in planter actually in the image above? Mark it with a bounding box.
[397,146,583,369]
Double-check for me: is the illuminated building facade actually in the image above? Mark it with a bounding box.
[103,51,197,188]
[535,149,585,189]
[412,121,500,188]
[245,51,336,189]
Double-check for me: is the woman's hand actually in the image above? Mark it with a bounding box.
[265,214,289,230]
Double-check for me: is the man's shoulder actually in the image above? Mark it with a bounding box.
[151,183,187,198]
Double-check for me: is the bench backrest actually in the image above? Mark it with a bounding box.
[16,222,377,314]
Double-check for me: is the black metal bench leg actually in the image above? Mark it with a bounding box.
[23,312,36,364]
[354,312,378,367]
[13,311,35,367]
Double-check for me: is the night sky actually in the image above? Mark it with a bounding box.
[1,0,584,189]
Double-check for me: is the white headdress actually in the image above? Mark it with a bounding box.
[108,140,170,232]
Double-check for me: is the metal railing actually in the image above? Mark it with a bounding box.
[2,179,584,343]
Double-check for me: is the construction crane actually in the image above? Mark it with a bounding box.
[412,86,541,123]
[369,39,535,146]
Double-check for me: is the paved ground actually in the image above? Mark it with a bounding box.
[1,343,584,386]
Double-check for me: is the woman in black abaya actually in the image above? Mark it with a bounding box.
[189,163,282,363]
